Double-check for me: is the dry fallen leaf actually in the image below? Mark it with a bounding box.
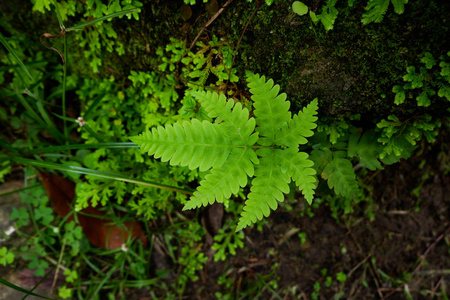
[39,171,147,250]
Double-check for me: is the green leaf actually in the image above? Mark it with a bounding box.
[421,52,437,69]
[191,91,258,145]
[416,90,431,107]
[347,130,383,171]
[274,98,319,148]
[322,157,359,198]
[0,247,14,266]
[184,148,258,209]
[438,85,450,101]
[292,1,308,16]
[131,119,232,172]
[309,11,319,23]
[246,71,291,146]
[315,0,339,31]
[32,0,52,13]
[362,0,390,25]
[276,148,316,204]
[34,206,54,225]
[392,85,406,105]
[237,148,291,231]
[391,0,408,14]
[10,207,29,227]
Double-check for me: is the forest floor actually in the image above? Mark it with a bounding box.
[182,126,450,299]
[1,129,449,299]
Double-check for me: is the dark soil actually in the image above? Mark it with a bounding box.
[186,125,450,299]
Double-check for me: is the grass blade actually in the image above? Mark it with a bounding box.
[0,277,54,300]
[26,142,138,155]
[52,0,65,30]
[66,10,135,31]
[83,92,108,120]
[12,157,193,195]
[0,32,35,85]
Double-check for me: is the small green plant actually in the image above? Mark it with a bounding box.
[393,51,450,107]
[131,71,319,231]
[0,247,14,266]
[362,0,408,25]
[376,114,441,161]
[211,220,244,261]
[292,0,408,30]
[292,0,338,31]
[170,221,207,294]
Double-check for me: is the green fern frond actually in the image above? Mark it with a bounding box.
[322,156,359,198]
[391,0,408,14]
[130,119,232,172]
[246,71,291,146]
[191,91,258,145]
[276,148,316,204]
[132,71,320,232]
[362,0,407,25]
[347,130,383,171]
[185,148,259,209]
[236,148,290,231]
[275,98,319,148]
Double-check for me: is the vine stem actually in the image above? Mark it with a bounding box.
[180,0,234,64]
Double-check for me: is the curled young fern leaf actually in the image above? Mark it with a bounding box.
[246,71,291,146]
[130,119,232,172]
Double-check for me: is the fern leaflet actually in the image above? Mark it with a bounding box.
[274,99,319,148]
[185,148,258,209]
[130,119,232,172]
[276,148,316,204]
[191,91,258,144]
[322,155,359,198]
[246,71,291,146]
[236,148,291,231]
[347,130,383,171]
[362,0,408,25]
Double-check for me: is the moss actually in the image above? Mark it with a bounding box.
[3,0,448,123]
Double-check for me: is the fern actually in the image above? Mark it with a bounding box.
[362,0,408,25]
[130,120,234,172]
[347,130,383,171]
[131,72,319,231]
[322,152,359,198]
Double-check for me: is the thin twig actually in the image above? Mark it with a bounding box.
[183,0,234,59]
[51,239,66,293]
[225,0,261,93]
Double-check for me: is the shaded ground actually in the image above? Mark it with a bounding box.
[1,131,448,299]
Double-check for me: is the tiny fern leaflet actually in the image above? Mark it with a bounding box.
[131,72,319,231]
[362,0,408,25]
[322,153,359,198]
[347,130,383,171]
